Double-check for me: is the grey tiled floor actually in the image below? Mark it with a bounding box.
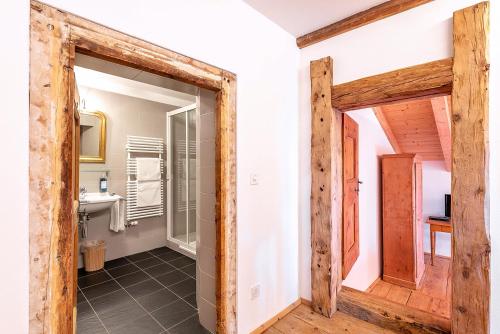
[77,247,209,334]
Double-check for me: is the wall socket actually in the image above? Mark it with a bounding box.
[250,284,261,300]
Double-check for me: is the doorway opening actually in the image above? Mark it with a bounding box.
[74,53,218,332]
[341,96,452,319]
[310,4,490,328]
[29,2,237,333]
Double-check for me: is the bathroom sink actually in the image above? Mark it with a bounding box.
[79,192,122,214]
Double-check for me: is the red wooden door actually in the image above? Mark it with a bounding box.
[342,114,359,279]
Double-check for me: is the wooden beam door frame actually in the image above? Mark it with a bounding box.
[29,1,237,333]
[310,2,490,333]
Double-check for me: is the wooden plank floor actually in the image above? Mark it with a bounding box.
[263,304,397,334]
[367,254,451,318]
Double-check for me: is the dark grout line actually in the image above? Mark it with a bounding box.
[102,266,169,333]
[165,313,199,331]
[130,253,199,312]
[78,248,200,333]
[77,285,111,334]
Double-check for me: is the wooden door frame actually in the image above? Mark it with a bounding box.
[310,2,489,334]
[29,1,237,333]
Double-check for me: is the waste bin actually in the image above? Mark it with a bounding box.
[81,240,105,272]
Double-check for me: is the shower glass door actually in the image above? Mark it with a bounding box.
[167,104,197,254]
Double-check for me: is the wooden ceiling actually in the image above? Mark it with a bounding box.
[373,96,451,171]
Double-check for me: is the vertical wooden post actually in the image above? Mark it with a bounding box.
[452,2,490,334]
[30,5,75,333]
[310,57,342,317]
[216,71,237,334]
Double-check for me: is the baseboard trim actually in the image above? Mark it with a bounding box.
[383,274,420,290]
[300,297,312,306]
[366,277,382,292]
[249,299,303,334]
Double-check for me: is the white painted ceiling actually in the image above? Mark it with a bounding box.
[75,54,197,108]
[243,0,387,37]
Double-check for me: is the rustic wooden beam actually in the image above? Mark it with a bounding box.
[331,58,453,112]
[451,2,490,334]
[310,57,342,317]
[373,107,402,154]
[30,1,238,333]
[430,96,451,172]
[29,5,75,332]
[216,71,237,334]
[337,287,451,334]
[31,1,223,91]
[296,0,432,49]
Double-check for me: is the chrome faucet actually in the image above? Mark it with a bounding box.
[79,186,87,199]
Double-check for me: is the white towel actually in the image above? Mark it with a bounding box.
[110,198,125,232]
[137,180,162,207]
[136,158,161,181]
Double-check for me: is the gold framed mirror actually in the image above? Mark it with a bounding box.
[79,110,107,163]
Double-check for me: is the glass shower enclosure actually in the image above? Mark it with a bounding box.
[166,103,197,254]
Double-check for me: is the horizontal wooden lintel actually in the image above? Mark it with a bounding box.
[331,58,453,112]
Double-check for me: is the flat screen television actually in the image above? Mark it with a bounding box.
[445,194,451,218]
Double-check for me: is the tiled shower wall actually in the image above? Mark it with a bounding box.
[196,89,217,332]
[79,87,176,266]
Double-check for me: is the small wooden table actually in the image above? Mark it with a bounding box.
[426,218,452,265]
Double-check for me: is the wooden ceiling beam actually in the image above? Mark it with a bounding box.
[430,96,452,171]
[296,0,432,49]
[331,58,453,112]
[373,107,401,154]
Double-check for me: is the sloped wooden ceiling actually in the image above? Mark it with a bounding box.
[373,96,451,171]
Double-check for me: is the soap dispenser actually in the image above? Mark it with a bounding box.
[99,173,108,193]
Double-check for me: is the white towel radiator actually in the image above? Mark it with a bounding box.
[126,135,164,222]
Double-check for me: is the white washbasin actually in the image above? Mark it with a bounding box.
[79,192,122,214]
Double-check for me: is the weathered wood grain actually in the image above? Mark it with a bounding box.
[331,58,453,111]
[270,304,396,334]
[451,2,490,334]
[30,1,238,333]
[32,1,223,91]
[338,287,450,334]
[310,57,342,317]
[29,4,75,333]
[215,71,237,334]
[297,0,432,48]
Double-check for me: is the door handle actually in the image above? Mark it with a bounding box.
[355,180,362,193]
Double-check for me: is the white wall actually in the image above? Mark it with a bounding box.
[15,1,300,333]
[342,109,394,290]
[298,0,482,301]
[422,161,451,257]
[0,1,29,333]
[4,0,499,332]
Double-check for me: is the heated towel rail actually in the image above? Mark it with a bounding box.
[126,136,164,221]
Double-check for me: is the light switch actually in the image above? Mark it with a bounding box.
[250,284,260,300]
[250,174,259,185]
